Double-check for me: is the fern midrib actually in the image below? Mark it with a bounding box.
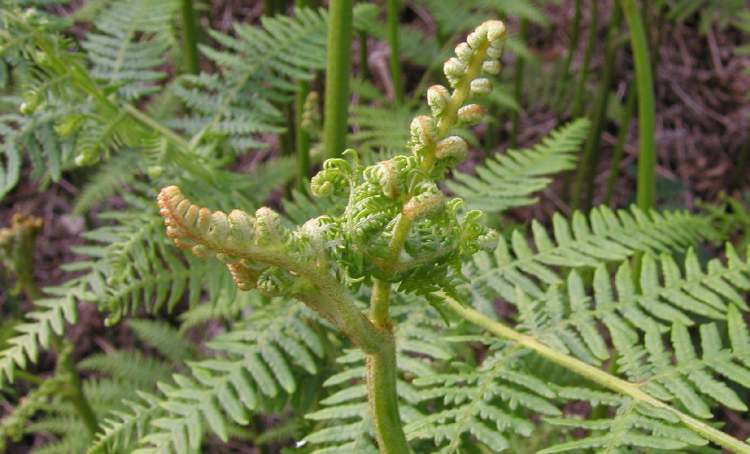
[440,294,750,453]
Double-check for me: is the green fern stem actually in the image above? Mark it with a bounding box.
[569,0,598,119]
[605,86,636,205]
[323,0,353,158]
[442,296,750,454]
[621,0,657,211]
[366,333,411,454]
[572,3,621,210]
[180,0,200,74]
[57,341,98,436]
[510,18,528,148]
[386,0,404,105]
[295,80,311,189]
[556,0,582,116]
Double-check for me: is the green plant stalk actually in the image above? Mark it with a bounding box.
[604,86,636,205]
[295,80,311,189]
[572,3,622,210]
[366,334,409,454]
[569,0,598,119]
[442,296,750,453]
[621,0,657,211]
[323,0,353,158]
[359,30,369,80]
[58,344,98,436]
[510,18,528,149]
[386,0,404,105]
[180,0,200,74]
[556,0,582,114]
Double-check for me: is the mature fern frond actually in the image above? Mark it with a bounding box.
[82,0,179,100]
[136,299,326,452]
[408,342,560,453]
[0,97,72,199]
[304,302,451,453]
[169,5,377,154]
[0,284,78,387]
[466,205,715,309]
[541,391,708,453]
[87,391,163,454]
[349,103,415,155]
[540,305,750,452]
[511,246,750,365]
[447,119,590,213]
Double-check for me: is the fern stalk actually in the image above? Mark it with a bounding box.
[442,295,750,453]
[572,3,622,210]
[57,341,98,436]
[556,0,582,115]
[569,0,598,119]
[323,0,353,158]
[510,18,528,148]
[180,0,200,74]
[621,0,657,210]
[295,80,311,189]
[386,0,404,104]
[605,86,636,205]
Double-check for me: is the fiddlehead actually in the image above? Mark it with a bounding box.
[157,19,508,454]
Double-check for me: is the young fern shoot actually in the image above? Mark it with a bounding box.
[157,20,507,453]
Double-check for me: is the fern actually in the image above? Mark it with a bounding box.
[447,119,590,213]
[135,299,326,452]
[81,0,179,100]
[305,303,450,453]
[466,204,716,310]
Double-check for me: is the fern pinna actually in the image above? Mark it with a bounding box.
[2,3,750,453]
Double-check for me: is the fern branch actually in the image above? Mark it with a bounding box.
[441,295,750,453]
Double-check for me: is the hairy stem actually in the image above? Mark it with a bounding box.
[510,18,528,148]
[572,3,622,210]
[621,0,657,211]
[370,278,393,329]
[604,86,636,205]
[386,0,404,104]
[179,0,200,74]
[443,296,750,453]
[323,0,353,158]
[366,334,411,454]
[569,0,598,119]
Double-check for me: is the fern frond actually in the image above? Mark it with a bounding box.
[408,343,560,453]
[81,0,179,100]
[0,284,78,387]
[466,205,715,308]
[514,246,750,366]
[127,319,192,363]
[541,393,708,453]
[136,299,325,452]
[86,392,163,454]
[447,119,590,213]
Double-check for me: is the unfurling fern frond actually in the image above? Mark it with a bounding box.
[136,300,325,453]
[466,204,715,308]
[447,119,590,213]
